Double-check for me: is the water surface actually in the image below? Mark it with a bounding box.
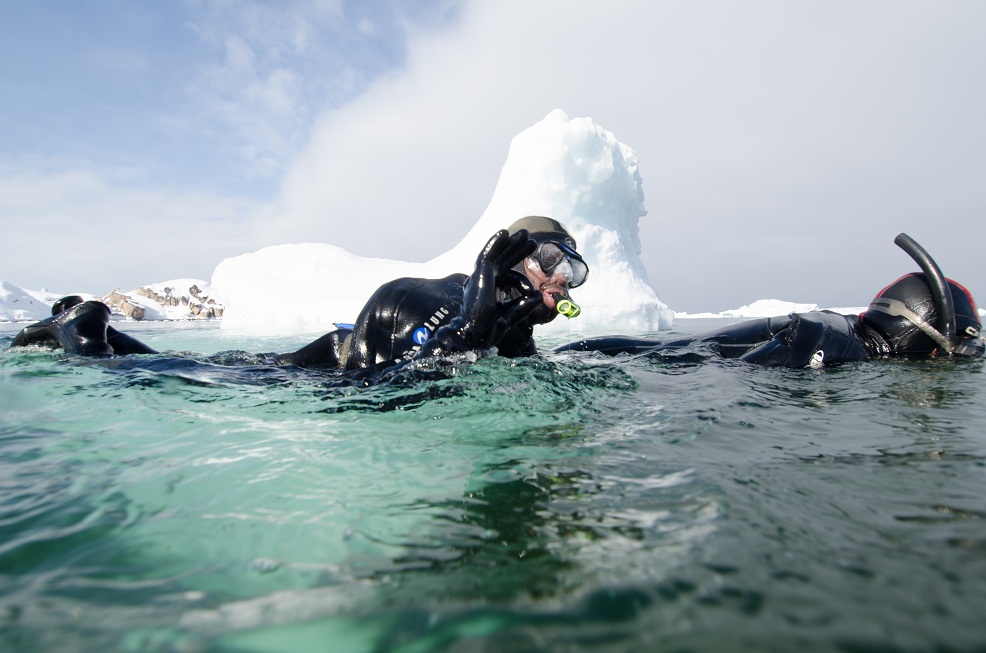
[2,319,984,652]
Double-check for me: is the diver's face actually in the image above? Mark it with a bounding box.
[522,256,571,311]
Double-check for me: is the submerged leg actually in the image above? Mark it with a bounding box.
[106,328,158,355]
[274,329,353,369]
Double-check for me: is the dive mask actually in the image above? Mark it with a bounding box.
[531,241,589,288]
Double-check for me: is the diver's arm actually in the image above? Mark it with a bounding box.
[554,335,664,356]
[554,318,794,357]
[554,313,873,367]
[418,230,540,358]
[738,312,871,367]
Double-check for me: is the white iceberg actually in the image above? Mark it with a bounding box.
[213,110,674,336]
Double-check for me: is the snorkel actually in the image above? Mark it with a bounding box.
[893,233,956,347]
[555,294,581,319]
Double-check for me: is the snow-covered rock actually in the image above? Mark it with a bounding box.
[0,280,52,322]
[0,279,223,323]
[103,280,224,321]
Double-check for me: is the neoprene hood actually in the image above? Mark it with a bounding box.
[862,274,982,356]
[507,216,578,251]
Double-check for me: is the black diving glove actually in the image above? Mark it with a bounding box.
[481,269,545,346]
[420,229,540,356]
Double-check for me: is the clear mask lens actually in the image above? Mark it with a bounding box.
[552,258,574,283]
[535,243,588,288]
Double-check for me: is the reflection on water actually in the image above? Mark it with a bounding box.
[1,322,986,651]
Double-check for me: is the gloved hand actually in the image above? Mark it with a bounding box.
[482,268,545,345]
[421,229,541,356]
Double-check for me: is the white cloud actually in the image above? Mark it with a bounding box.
[0,1,460,296]
[268,0,986,313]
[0,156,266,294]
[222,35,256,75]
[181,0,458,182]
[4,1,984,314]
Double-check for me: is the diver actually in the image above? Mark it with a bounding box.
[273,215,588,371]
[8,216,590,372]
[11,228,981,370]
[557,233,983,366]
[10,295,157,356]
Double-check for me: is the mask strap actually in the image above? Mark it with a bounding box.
[868,298,955,353]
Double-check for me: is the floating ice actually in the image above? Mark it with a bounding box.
[213,110,674,336]
[676,298,868,319]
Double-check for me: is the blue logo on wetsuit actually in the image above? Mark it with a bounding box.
[412,327,430,345]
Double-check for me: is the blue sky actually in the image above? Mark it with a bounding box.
[2,0,455,196]
[2,0,985,313]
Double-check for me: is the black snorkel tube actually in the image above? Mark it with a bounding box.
[893,233,957,350]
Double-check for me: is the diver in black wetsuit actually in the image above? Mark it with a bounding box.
[557,234,984,366]
[12,229,980,370]
[8,216,591,373]
[10,295,158,355]
[275,215,588,371]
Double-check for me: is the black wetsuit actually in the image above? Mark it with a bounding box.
[10,300,157,356]
[9,230,549,375]
[8,276,545,370]
[557,311,889,368]
[277,229,548,371]
[12,229,544,371]
[277,273,543,371]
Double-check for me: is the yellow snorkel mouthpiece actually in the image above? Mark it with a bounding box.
[555,295,581,319]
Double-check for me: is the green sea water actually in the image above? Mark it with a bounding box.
[1,320,985,652]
